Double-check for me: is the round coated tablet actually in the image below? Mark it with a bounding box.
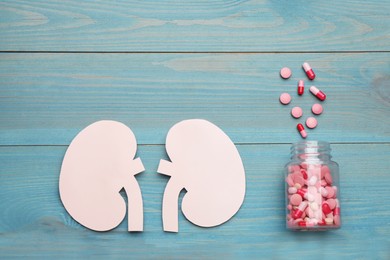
[306,117,318,129]
[280,67,292,79]
[312,103,323,115]
[291,106,303,118]
[279,93,291,105]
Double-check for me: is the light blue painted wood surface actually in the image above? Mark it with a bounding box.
[1,53,389,145]
[0,0,389,51]
[0,0,390,259]
[1,144,390,258]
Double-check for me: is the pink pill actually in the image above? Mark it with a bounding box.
[292,173,305,186]
[279,93,291,105]
[280,67,292,79]
[312,103,323,115]
[334,215,341,226]
[306,117,317,129]
[325,172,333,185]
[321,165,330,178]
[290,194,303,206]
[291,107,303,118]
[286,174,295,186]
[325,186,335,199]
[326,199,336,210]
[288,165,300,173]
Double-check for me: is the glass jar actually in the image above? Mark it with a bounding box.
[285,141,341,231]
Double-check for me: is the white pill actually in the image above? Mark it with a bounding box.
[309,176,318,186]
[310,202,319,211]
[288,187,297,194]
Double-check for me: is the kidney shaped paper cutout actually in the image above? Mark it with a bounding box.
[158,119,246,232]
[59,120,145,232]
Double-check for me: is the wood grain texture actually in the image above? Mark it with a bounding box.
[0,0,389,51]
[1,0,390,258]
[1,52,389,145]
[0,144,389,258]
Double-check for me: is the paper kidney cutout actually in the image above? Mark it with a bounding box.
[158,119,246,232]
[59,120,144,232]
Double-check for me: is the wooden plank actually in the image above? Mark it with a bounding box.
[0,0,389,52]
[0,144,389,258]
[1,52,389,145]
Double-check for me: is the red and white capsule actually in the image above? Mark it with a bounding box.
[293,201,308,219]
[309,86,326,101]
[334,199,341,216]
[298,80,304,95]
[302,62,316,80]
[297,123,307,139]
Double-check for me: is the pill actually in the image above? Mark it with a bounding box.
[307,208,315,218]
[300,162,308,169]
[288,187,298,194]
[310,202,319,211]
[279,93,291,105]
[297,188,315,202]
[322,202,332,215]
[332,186,338,198]
[334,215,341,226]
[300,169,308,180]
[298,221,307,227]
[302,62,316,80]
[306,117,318,129]
[319,187,328,197]
[297,80,304,95]
[321,165,330,178]
[308,175,318,186]
[309,86,326,101]
[292,172,305,186]
[325,218,334,225]
[307,186,317,195]
[291,107,303,119]
[325,172,333,185]
[293,201,308,219]
[325,186,335,199]
[288,165,300,173]
[318,219,327,226]
[334,199,341,216]
[280,67,292,79]
[309,218,318,225]
[290,194,303,206]
[312,103,323,115]
[326,199,336,210]
[286,174,295,186]
[297,123,307,138]
[294,183,302,189]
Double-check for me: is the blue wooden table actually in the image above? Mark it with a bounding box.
[1,0,390,258]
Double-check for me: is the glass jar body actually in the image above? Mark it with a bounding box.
[285,141,341,231]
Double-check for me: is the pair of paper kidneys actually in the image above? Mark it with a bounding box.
[59,119,246,233]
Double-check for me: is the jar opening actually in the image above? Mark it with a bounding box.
[291,141,331,159]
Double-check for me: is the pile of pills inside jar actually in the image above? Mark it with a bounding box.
[279,62,327,138]
[285,162,340,230]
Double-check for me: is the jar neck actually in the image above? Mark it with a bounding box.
[290,141,331,162]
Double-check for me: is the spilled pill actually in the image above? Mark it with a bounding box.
[291,107,303,119]
[310,86,326,101]
[280,93,291,105]
[280,67,292,79]
[302,62,316,80]
[306,117,318,129]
